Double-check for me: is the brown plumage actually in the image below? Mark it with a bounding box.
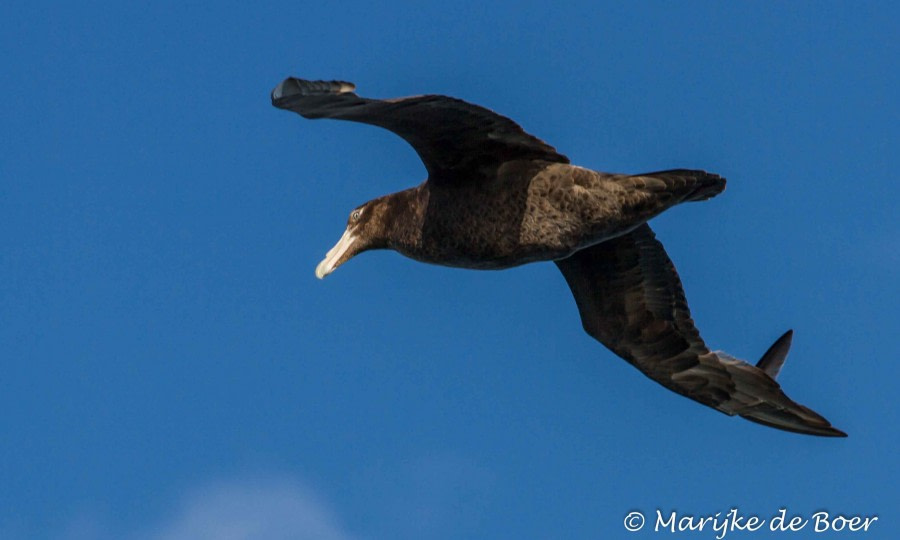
[272,77,846,437]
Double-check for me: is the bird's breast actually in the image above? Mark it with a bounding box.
[397,169,586,269]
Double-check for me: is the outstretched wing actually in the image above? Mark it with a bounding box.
[555,224,845,437]
[271,77,568,182]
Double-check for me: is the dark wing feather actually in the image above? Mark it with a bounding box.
[555,223,726,404]
[271,78,568,181]
[555,224,845,437]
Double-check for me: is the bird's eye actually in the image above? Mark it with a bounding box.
[350,210,361,222]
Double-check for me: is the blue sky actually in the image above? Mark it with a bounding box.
[2,1,898,538]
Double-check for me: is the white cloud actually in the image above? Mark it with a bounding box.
[139,477,354,540]
[46,457,493,540]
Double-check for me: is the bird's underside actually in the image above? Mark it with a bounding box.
[405,162,732,270]
[272,77,846,437]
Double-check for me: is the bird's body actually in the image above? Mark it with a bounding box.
[272,77,846,437]
[362,162,724,270]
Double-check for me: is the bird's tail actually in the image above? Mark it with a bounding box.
[715,330,847,437]
[639,169,727,203]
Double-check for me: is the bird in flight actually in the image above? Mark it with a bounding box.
[271,77,845,437]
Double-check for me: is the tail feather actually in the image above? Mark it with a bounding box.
[715,331,847,437]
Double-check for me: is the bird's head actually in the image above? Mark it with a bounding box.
[315,198,390,279]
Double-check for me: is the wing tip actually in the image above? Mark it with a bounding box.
[271,77,356,106]
[755,329,793,379]
[740,411,848,437]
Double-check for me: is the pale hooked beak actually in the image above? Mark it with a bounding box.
[315,229,358,279]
